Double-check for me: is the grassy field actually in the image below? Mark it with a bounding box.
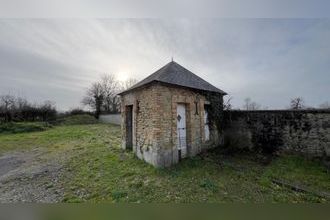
[0,122,329,203]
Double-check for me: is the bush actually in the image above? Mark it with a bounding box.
[0,95,57,123]
[67,108,93,116]
[0,122,51,134]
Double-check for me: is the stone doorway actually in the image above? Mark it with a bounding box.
[125,105,133,150]
[177,103,187,160]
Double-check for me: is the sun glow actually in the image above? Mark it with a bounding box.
[116,72,129,82]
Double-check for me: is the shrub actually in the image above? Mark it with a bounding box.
[0,95,57,123]
[0,122,51,134]
[67,108,93,116]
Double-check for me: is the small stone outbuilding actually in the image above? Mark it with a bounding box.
[118,61,227,167]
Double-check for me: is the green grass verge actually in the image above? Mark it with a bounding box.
[0,123,329,203]
[57,114,98,126]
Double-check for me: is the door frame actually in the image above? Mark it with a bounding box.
[176,103,188,160]
[125,105,133,150]
[204,104,210,141]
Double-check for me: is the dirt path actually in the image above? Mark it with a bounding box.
[0,149,64,203]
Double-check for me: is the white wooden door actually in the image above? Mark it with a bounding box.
[204,108,210,141]
[177,104,187,158]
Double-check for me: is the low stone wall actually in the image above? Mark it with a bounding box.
[99,114,121,125]
[223,110,330,158]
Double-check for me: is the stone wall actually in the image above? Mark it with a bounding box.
[154,83,223,167]
[120,84,158,165]
[223,110,330,158]
[120,82,224,167]
[99,114,121,125]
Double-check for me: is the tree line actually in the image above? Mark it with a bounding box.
[2,74,328,123]
[82,74,137,119]
[0,74,137,123]
[223,96,330,110]
[0,95,56,123]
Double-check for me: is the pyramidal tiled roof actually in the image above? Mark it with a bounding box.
[119,61,226,95]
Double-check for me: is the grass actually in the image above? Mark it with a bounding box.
[0,123,329,203]
[261,156,330,192]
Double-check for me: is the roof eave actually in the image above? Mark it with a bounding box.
[118,81,227,96]
[117,81,156,96]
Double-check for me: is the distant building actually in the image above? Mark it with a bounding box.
[118,61,226,167]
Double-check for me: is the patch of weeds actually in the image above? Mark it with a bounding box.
[168,169,181,178]
[262,155,330,192]
[45,183,54,189]
[121,171,136,178]
[200,178,218,193]
[259,176,272,189]
[87,192,101,200]
[62,195,83,203]
[186,156,203,168]
[129,179,144,189]
[111,190,128,201]
[156,167,181,178]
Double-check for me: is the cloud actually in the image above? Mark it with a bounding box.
[0,0,330,18]
[0,19,329,110]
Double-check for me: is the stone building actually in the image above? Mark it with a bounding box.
[118,61,226,167]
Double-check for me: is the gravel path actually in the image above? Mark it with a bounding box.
[0,149,64,203]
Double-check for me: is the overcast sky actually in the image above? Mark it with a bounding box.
[1,0,330,18]
[0,18,329,110]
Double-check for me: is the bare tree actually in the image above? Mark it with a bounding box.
[100,75,138,114]
[82,82,104,119]
[39,100,57,121]
[223,96,233,110]
[243,97,260,110]
[243,98,251,110]
[120,78,138,91]
[16,97,28,110]
[113,78,138,114]
[250,102,261,110]
[82,75,138,117]
[0,95,15,122]
[319,101,330,109]
[0,95,15,111]
[290,97,305,110]
[100,74,120,113]
[0,94,56,122]
[243,97,251,110]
